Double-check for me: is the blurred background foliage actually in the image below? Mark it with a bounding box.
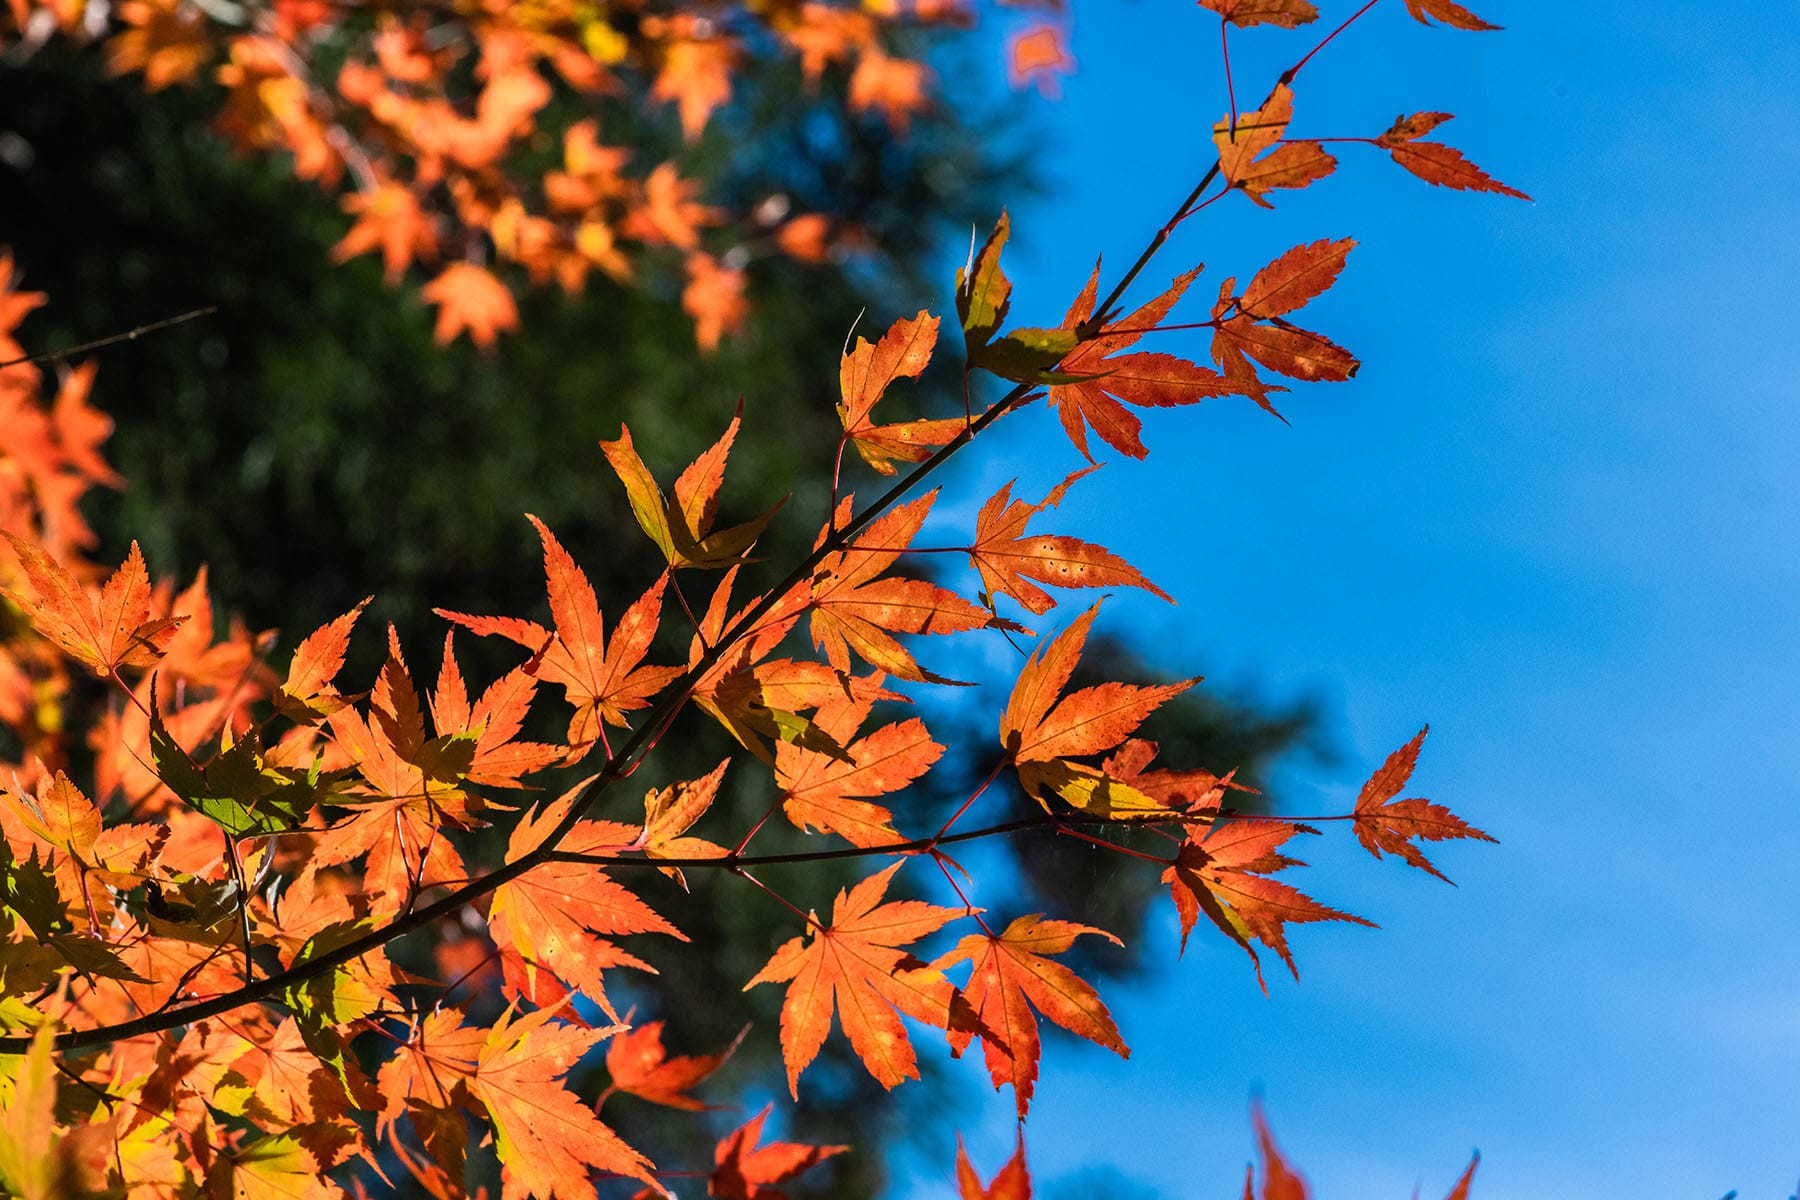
[0,33,1325,1196]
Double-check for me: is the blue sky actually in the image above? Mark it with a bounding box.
[900,3,1800,1197]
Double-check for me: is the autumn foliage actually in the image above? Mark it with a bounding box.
[0,1,1526,1196]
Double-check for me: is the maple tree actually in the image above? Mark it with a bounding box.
[0,1,1530,1196]
[0,0,1080,355]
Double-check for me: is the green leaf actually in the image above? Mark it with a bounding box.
[976,327,1081,383]
[285,920,385,1097]
[0,846,68,941]
[150,697,338,838]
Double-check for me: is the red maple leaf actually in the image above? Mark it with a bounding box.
[1351,726,1495,882]
[969,467,1171,614]
[709,1105,847,1200]
[1047,264,1232,461]
[1163,818,1372,988]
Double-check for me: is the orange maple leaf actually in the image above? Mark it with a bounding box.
[1247,1103,1310,1200]
[1376,112,1530,199]
[806,491,1010,685]
[2,534,184,678]
[955,1134,1031,1200]
[745,861,970,1095]
[1007,25,1074,97]
[837,309,964,476]
[709,1105,848,1200]
[773,679,942,847]
[623,161,721,250]
[1351,726,1495,882]
[379,1006,662,1200]
[439,515,682,746]
[1163,818,1371,988]
[105,0,211,90]
[1048,263,1233,461]
[969,467,1171,614]
[488,786,684,1019]
[604,1019,743,1111]
[848,49,930,132]
[1213,84,1337,207]
[420,262,519,349]
[653,33,737,141]
[276,597,371,721]
[429,634,564,786]
[640,759,731,887]
[934,915,1127,1119]
[600,410,781,570]
[1000,602,1196,817]
[332,182,438,283]
[683,251,748,353]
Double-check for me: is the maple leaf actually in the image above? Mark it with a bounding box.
[1350,727,1494,882]
[970,468,1171,614]
[1404,0,1499,31]
[806,491,1009,685]
[624,162,722,250]
[848,49,930,133]
[653,31,737,141]
[430,634,564,786]
[0,1020,111,1200]
[51,360,124,488]
[709,1105,848,1200]
[421,262,520,349]
[440,516,681,746]
[955,1134,1031,1200]
[605,1019,743,1111]
[684,251,748,354]
[1007,25,1074,97]
[641,759,731,886]
[1046,263,1232,461]
[207,1132,346,1200]
[1000,602,1196,817]
[745,861,971,1094]
[381,1005,661,1200]
[2,770,166,889]
[773,679,941,847]
[1163,818,1371,988]
[104,0,211,90]
[332,182,437,283]
[601,410,781,570]
[488,784,683,1019]
[837,309,965,476]
[1,535,184,677]
[276,597,370,721]
[314,631,484,911]
[1213,84,1337,207]
[934,915,1127,1119]
[1246,1103,1309,1200]
[1376,112,1530,199]
[1210,240,1360,400]
[1198,0,1319,28]
[1104,738,1245,816]
[956,211,1012,361]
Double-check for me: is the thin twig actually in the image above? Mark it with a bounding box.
[0,307,218,371]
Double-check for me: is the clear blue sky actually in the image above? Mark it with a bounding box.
[900,3,1800,1197]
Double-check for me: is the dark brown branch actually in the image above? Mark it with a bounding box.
[0,308,218,371]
